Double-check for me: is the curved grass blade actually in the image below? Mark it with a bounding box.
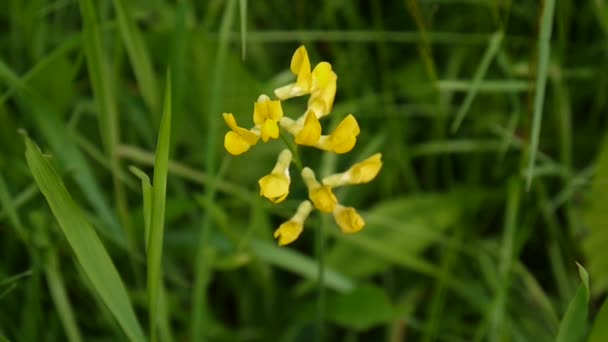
[556,263,589,342]
[147,71,172,342]
[525,0,556,190]
[24,136,145,342]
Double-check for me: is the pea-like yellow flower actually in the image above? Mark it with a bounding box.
[302,167,337,213]
[273,200,313,246]
[308,65,337,118]
[295,110,322,145]
[274,46,312,99]
[333,204,365,234]
[258,149,292,203]
[316,114,360,154]
[323,153,383,187]
[253,94,283,142]
[223,113,260,155]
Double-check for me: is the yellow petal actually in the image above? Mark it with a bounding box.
[273,221,303,246]
[260,120,279,142]
[349,153,383,183]
[309,185,337,213]
[295,110,321,146]
[222,113,239,131]
[253,101,266,126]
[235,127,260,146]
[290,46,311,92]
[224,131,251,155]
[335,114,360,136]
[333,205,365,234]
[327,114,360,153]
[258,173,290,203]
[267,100,283,121]
[312,62,332,89]
[308,71,337,117]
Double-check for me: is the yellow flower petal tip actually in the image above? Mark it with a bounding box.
[258,149,292,203]
[253,96,283,142]
[315,114,360,154]
[333,205,365,234]
[323,153,383,186]
[273,200,313,246]
[222,113,259,155]
[295,110,322,145]
[274,46,312,100]
[258,173,290,203]
[273,221,303,246]
[310,185,338,213]
[301,167,337,212]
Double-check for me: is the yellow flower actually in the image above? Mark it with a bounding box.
[302,167,337,213]
[274,46,312,99]
[258,149,292,203]
[308,64,337,118]
[333,204,365,234]
[274,200,313,246]
[295,110,322,146]
[323,153,383,187]
[223,113,260,155]
[316,114,360,154]
[253,94,283,142]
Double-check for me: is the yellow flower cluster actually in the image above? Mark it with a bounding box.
[222,45,383,246]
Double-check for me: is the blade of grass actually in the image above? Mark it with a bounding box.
[239,0,247,60]
[112,0,159,116]
[525,0,556,190]
[192,0,237,340]
[147,71,172,342]
[556,263,590,342]
[129,166,152,248]
[78,0,134,255]
[45,249,84,342]
[451,31,503,132]
[24,135,145,342]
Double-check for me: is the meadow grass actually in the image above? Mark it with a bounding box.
[1,1,608,341]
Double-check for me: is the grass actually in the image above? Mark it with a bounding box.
[1,1,608,341]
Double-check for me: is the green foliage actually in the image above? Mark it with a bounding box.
[1,1,608,341]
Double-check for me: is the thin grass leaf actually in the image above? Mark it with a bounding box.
[45,250,83,342]
[451,31,503,132]
[130,166,152,248]
[24,136,145,342]
[525,0,556,189]
[112,0,159,115]
[147,71,172,341]
[556,263,589,342]
[588,297,608,342]
[239,0,247,60]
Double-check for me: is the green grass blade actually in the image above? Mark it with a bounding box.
[147,71,172,341]
[112,0,159,115]
[24,136,145,342]
[130,166,153,248]
[239,0,247,60]
[556,263,589,342]
[525,0,556,189]
[45,250,84,342]
[588,297,608,342]
[450,31,503,132]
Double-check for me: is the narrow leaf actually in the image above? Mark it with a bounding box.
[130,166,153,248]
[556,263,590,342]
[24,136,145,342]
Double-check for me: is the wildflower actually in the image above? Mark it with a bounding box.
[253,94,283,142]
[223,113,260,155]
[274,200,313,246]
[316,114,360,154]
[258,149,292,203]
[274,46,312,99]
[333,204,365,233]
[308,65,337,118]
[302,167,337,213]
[323,153,383,187]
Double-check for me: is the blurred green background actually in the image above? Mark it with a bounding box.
[2,0,608,341]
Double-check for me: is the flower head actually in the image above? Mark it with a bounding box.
[274,200,313,246]
[333,204,365,234]
[323,153,383,187]
[223,113,260,155]
[295,110,322,146]
[316,114,360,154]
[253,94,283,142]
[308,64,337,118]
[275,46,312,99]
[258,149,292,203]
[302,167,337,213]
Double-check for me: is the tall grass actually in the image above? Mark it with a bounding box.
[1,1,608,341]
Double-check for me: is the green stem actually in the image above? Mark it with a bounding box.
[316,215,328,342]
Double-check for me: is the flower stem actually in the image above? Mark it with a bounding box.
[316,215,328,342]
